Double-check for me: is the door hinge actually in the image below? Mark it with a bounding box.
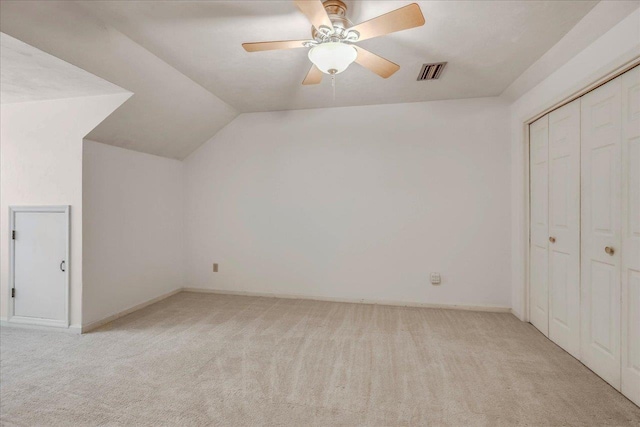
[11,288,15,298]
[12,230,15,240]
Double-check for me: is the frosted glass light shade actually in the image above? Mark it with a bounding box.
[308,42,357,75]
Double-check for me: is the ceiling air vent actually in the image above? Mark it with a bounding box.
[417,62,447,81]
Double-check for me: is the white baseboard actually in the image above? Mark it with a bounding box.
[81,288,182,333]
[2,287,514,335]
[511,308,525,320]
[181,287,512,313]
[0,320,82,334]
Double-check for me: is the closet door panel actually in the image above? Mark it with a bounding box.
[530,115,550,336]
[621,66,640,405]
[580,76,622,389]
[548,99,581,358]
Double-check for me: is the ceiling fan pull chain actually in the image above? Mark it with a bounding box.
[332,73,336,102]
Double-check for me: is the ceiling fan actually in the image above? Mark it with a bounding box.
[242,0,425,85]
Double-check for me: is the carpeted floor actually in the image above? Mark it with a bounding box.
[1,292,639,426]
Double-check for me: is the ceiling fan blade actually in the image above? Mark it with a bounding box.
[242,40,308,52]
[294,0,333,32]
[302,64,323,85]
[349,3,425,41]
[354,46,400,78]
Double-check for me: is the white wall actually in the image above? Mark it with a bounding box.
[0,94,129,327]
[82,140,184,327]
[184,97,511,309]
[508,7,640,319]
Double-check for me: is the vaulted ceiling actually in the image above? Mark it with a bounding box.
[1,1,237,159]
[1,1,628,159]
[78,0,599,113]
[0,33,128,105]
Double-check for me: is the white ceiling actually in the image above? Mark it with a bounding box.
[0,1,237,159]
[79,0,598,112]
[0,33,127,105]
[502,0,640,101]
[0,0,624,158]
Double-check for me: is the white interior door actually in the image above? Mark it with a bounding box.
[530,115,549,336]
[548,99,581,358]
[620,66,640,406]
[11,207,69,327]
[580,76,622,389]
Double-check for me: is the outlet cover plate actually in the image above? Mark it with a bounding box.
[430,273,441,285]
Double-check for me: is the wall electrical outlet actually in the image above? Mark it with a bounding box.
[213,263,218,273]
[430,272,441,285]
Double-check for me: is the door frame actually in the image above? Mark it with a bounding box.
[8,205,70,328]
[522,56,640,323]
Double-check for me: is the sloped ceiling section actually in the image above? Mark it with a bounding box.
[0,33,129,104]
[502,0,640,101]
[0,1,238,159]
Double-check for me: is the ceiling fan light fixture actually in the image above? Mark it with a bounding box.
[308,42,357,75]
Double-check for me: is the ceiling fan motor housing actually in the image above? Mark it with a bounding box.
[311,0,355,41]
[323,0,347,17]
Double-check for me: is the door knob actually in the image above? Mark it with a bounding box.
[60,260,66,272]
[605,246,615,256]
[549,237,556,243]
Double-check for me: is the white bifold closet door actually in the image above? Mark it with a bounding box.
[620,67,640,406]
[530,115,549,336]
[548,99,581,358]
[531,65,639,405]
[581,75,623,390]
[529,101,581,355]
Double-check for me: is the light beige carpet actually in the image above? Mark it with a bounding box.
[1,292,639,426]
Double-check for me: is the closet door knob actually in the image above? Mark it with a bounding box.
[605,246,615,255]
[549,237,556,243]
